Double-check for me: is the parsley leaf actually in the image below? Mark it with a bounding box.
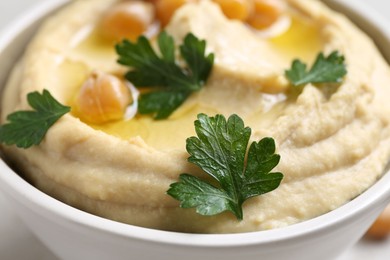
[116,32,214,119]
[285,51,347,86]
[0,90,70,148]
[167,114,283,220]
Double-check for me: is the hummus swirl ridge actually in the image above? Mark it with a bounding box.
[2,0,390,233]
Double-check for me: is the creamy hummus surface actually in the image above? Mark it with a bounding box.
[2,0,390,233]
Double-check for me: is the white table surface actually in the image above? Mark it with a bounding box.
[1,0,390,260]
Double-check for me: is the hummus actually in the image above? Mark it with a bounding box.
[2,0,390,233]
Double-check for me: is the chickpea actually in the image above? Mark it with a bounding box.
[100,1,156,42]
[366,204,390,240]
[212,0,254,21]
[75,71,132,124]
[155,0,195,27]
[247,0,285,30]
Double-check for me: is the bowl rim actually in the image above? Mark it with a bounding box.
[1,0,390,248]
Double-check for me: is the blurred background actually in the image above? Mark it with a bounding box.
[1,0,389,32]
[0,0,389,259]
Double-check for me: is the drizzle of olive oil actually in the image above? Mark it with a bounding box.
[270,15,323,63]
[67,27,213,151]
[56,59,89,103]
[91,104,219,151]
[72,27,118,62]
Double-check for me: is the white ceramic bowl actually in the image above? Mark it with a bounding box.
[1,1,390,260]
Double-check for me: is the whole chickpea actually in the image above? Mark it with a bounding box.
[75,71,132,124]
[212,0,254,21]
[155,0,196,27]
[366,205,390,240]
[247,0,285,30]
[100,1,156,42]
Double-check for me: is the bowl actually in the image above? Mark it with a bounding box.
[1,0,390,259]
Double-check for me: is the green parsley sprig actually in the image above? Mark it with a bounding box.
[116,32,214,119]
[285,51,347,86]
[0,89,70,148]
[167,114,284,220]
